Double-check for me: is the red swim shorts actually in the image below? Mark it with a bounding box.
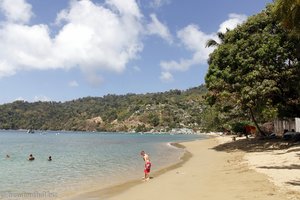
[144,162,151,173]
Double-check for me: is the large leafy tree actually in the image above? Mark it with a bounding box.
[205,5,300,135]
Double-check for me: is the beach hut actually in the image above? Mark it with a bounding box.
[274,118,300,135]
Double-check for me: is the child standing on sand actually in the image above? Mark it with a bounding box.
[140,151,151,181]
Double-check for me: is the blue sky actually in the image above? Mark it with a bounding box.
[0,0,272,104]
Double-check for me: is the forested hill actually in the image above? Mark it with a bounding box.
[0,85,209,132]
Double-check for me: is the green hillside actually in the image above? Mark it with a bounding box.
[0,85,209,132]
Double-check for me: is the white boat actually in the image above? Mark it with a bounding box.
[27,129,35,134]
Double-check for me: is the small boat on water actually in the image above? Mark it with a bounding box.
[27,129,35,134]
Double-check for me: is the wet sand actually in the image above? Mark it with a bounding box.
[66,142,192,200]
[68,137,300,200]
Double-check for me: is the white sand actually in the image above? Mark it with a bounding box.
[106,137,299,200]
[245,146,300,192]
[69,136,300,200]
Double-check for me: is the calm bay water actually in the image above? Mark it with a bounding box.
[0,130,203,199]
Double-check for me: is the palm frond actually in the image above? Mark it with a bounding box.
[206,40,219,48]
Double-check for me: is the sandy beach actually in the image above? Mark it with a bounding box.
[71,136,300,200]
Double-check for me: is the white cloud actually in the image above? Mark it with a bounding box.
[106,0,142,18]
[0,23,56,73]
[0,0,144,81]
[160,24,216,72]
[69,80,79,87]
[160,13,247,81]
[0,60,15,77]
[150,0,171,8]
[218,13,247,33]
[160,71,173,82]
[33,95,51,102]
[147,13,173,44]
[0,0,33,24]
[177,24,216,64]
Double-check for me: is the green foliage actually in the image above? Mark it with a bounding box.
[230,121,253,134]
[272,0,300,38]
[0,85,215,132]
[205,5,300,133]
[135,124,147,132]
[147,113,160,127]
[200,105,222,132]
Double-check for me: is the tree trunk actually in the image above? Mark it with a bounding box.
[249,107,266,137]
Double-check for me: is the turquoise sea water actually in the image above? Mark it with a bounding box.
[0,130,203,199]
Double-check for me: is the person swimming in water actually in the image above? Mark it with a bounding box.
[140,151,151,181]
[28,154,35,161]
[48,156,52,161]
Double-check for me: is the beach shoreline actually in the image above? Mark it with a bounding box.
[66,135,300,200]
[64,140,195,200]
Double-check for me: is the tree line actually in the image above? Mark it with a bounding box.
[0,85,213,132]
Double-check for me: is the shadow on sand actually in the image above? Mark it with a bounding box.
[286,180,300,186]
[213,137,300,153]
[258,164,300,170]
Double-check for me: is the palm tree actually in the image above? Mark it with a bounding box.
[205,32,226,48]
[272,0,300,36]
[272,0,300,58]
